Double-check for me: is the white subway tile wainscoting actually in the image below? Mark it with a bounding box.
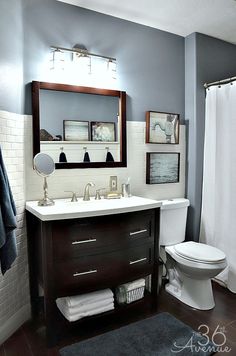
[0,112,185,344]
[0,111,30,344]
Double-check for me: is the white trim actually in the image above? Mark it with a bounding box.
[0,304,31,345]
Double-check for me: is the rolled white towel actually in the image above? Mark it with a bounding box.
[56,301,114,322]
[61,288,113,308]
[56,296,114,316]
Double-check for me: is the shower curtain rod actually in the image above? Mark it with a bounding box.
[204,76,236,89]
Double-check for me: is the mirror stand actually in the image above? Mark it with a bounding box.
[33,153,55,206]
[38,177,55,206]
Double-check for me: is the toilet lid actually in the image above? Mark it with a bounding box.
[174,242,226,263]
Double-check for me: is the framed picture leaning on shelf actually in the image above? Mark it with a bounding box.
[63,120,89,141]
[91,121,116,142]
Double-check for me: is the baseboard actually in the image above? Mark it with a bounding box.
[0,304,31,345]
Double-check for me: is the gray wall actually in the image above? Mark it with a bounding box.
[22,0,185,121]
[0,0,185,123]
[2,0,236,242]
[185,33,236,241]
[0,0,23,113]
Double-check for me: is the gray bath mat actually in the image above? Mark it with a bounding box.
[60,312,216,355]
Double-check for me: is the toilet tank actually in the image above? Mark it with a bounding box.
[159,198,190,246]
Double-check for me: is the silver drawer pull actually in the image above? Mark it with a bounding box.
[73,269,97,277]
[72,238,97,245]
[129,257,147,265]
[129,229,147,236]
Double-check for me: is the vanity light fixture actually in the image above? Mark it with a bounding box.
[72,46,92,75]
[50,45,117,78]
[107,59,117,80]
[50,48,65,70]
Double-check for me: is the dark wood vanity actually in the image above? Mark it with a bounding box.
[26,202,160,346]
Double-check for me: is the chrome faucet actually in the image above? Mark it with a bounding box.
[83,182,95,201]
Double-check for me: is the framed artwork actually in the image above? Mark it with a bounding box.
[146,111,179,144]
[63,120,89,141]
[146,152,180,184]
[91,122,116,142]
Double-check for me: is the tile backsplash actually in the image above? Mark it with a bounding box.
[26,121,186,201]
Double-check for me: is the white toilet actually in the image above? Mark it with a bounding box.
[160,198,227,310]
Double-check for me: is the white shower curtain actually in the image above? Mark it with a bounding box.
[200,82,236,293]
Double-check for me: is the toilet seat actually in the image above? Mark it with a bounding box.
[174,241,226,264]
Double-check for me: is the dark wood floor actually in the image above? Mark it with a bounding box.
[1,282,236,355]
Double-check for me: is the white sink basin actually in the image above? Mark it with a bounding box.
[26,196,162,221]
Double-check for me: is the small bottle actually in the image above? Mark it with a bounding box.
[122,183,131,197]
[122,177,131,197]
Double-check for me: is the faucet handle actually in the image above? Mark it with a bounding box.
[95,188,106,200]
[64,191,78,202]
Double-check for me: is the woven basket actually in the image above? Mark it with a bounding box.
[126,286,145,304]
[116,285,145,304]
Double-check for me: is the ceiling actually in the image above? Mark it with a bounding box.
[58,0,236,44]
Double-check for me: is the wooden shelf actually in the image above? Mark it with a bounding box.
[40,140,119,145]
[55,292,158,342]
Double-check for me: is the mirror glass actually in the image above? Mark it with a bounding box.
[33,153,55,177]
[32,81,127,169]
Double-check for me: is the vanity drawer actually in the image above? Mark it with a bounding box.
[52,210,155,260]
[54,245,154,295]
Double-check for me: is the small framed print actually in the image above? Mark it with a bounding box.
[63,120,89,141]
[146,111,179,144]
[91,122,116,142]
[146,152,180,184]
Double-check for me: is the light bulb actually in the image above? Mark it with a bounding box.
[50,49,65,70]
[107,60,117,80]
[73,53,91,75]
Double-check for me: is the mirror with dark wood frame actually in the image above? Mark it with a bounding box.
[32,81,127,169]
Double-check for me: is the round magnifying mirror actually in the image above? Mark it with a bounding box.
[33,153,55,206]
[33,153,55,177]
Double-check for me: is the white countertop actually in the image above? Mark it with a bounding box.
[25,196,162,221]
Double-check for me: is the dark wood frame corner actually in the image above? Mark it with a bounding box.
[146,152,180,184]
[145,110,180,144]
[31,81,127,169]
